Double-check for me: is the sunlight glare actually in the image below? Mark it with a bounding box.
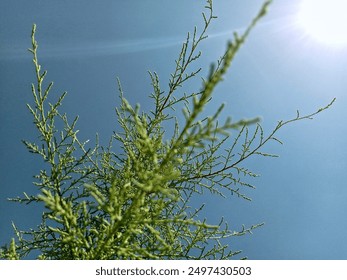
[297,0,347,47]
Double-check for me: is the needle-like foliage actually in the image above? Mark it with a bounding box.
[1,0,334,260]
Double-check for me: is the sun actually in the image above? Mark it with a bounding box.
[297,0,347,48]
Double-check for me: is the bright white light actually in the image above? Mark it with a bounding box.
[297,0,347,47]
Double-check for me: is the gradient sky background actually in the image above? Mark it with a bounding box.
[1,0,346,259]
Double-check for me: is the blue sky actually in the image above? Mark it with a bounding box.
[1,0,347,259]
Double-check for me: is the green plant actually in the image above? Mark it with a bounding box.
[0,0,334,260]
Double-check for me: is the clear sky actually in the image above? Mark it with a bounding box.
[1,0,347,259]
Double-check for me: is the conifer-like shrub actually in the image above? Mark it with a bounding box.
[1,0,334,259]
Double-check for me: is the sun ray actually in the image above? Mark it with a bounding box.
[297,0,347,48]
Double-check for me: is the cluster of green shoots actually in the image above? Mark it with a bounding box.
[0,0,334,259]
